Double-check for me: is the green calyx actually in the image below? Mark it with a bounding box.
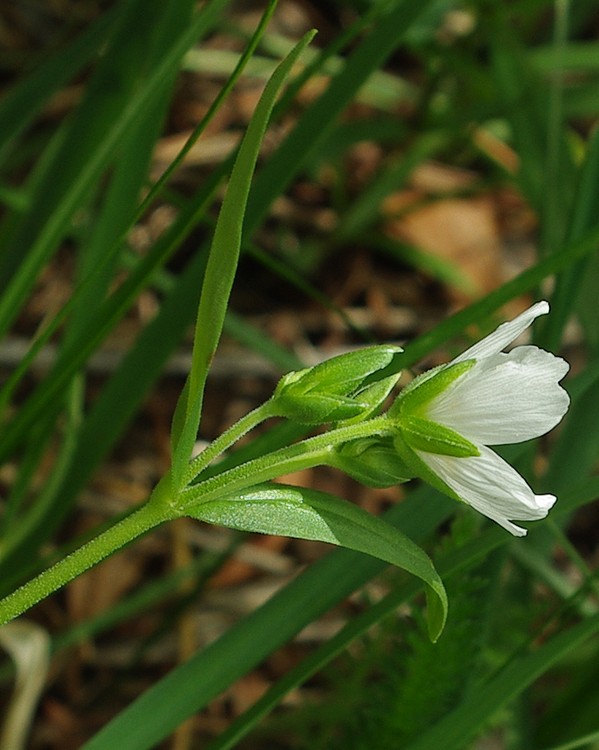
[398,415,480,458]
[392,432,464,504]
[384,358,479,505]
[389,359,475,418]
[272,345,402,425]
[330,436,413,488]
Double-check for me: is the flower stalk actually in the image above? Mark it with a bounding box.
[183,400,280,485]
[178,414,394,511]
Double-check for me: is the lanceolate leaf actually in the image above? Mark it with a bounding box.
[188,483,447,641]
[170,30,316,488]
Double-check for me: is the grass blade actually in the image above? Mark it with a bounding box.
[0,0,223,338]
[404,614,599,750]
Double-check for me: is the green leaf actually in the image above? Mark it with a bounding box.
[296,345,402,395]
[274,392,370,424]
[188,483,447,642]
[343,373,403,423]
[244,1,438,233]
[0,0,267,457]
[170,30,317,488]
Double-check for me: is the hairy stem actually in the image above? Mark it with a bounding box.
[0,500,174,627]
[179,414,393,508]
[184,400,279,485]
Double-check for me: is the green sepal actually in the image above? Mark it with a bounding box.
[393,432,463,504]
[330,436,413,488]
[336,373,402,425]
[186,482,447,641]
[389,360,474,418]
[273,345,402,425]
[278,392,369,424]
[399,415,480,458]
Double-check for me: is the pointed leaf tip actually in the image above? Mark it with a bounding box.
[188,483,447,641]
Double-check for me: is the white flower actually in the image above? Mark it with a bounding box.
[395,301,570,536]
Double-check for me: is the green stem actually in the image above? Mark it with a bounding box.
[179,414,393,508]
[183,400,279,485]
[0,500,174,627]
[0,413,394,624]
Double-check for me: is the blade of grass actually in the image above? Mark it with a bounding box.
[538,127,599,350]
[543,0,570,258]
[224,311,304,372]
[133,0,280,226]
[0,0,224,338]
[531,41,599,71]
[64,75,175,349]
[0,242,209,590]
[334,131,449,242]
[488,7,577,233]
[374,234,478,296]
[544,729,599,750]
[244,0,438,235]
[205,518,504,750]
[544,355,599,490]
[537,647,599,748]
[185,30,417,112]
[83,470,599,750]
[53,547,229,654]
[404,614,599,750]
[0,183,214,462]
[391,221,599,372]
[272,0,416,118]
[245,242,370,342]
[0,0,192,285]
[0,375,83,539]
[0,7,118,166]
[0,0,276,449]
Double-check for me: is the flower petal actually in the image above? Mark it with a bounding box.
[425,346,570,444]
[416,444,556,536]
[453,301,549,364]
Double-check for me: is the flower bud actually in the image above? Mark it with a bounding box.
[330,437,412,488]
[272,345,402,424]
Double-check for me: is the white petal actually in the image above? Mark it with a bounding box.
[425,346,570,444]
[452,301,549,364]
[416,444,556,536]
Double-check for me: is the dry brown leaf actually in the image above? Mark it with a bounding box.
[209,534,290,589]
[384,190,503,302]
[66,545,142,624]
